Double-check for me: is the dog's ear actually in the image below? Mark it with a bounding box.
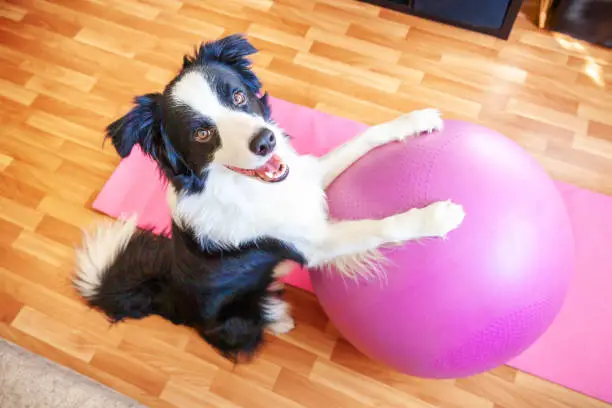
[106,93,163,158]
[184,34,261,94]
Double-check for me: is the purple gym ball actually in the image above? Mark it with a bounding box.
[310,120,574,378]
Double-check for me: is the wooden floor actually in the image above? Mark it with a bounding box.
[1,0,611,407]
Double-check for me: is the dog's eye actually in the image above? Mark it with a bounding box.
[233,91,246,106]
[194,127,212,143]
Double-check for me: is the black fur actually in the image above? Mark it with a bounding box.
[80,34,300,362]
[82,222,304,361]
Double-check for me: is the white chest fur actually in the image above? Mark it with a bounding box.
[172,152,329,252]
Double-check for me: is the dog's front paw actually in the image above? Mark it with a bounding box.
[361,109,443,148]
[267,316,295,335]
[388,108,443,141]
[418,200,465,238]
[383,200,463,243]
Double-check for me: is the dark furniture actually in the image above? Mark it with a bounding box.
[359,0,525,39]
[546,0,612,48]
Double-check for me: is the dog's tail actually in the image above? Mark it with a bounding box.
[73,217,173,323]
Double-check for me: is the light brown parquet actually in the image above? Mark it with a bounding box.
[1,0,611,407]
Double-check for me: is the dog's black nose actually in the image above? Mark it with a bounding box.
[249,128,276,156]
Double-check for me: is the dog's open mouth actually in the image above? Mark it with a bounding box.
[226,154,289,183]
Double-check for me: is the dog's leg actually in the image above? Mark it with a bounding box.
[305,200,465,270]
[320,109,443,188]
[263,293,294,334]
[264,279,294,334]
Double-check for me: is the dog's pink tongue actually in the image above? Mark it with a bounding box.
[259,154,283,172]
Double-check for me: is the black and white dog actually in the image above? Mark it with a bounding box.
[73,35,465,361]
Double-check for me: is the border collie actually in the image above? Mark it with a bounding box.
[73,34,465,361]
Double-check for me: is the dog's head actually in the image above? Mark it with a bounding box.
[106,34,290,193]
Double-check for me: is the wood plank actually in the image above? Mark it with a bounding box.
[10,305,98,362]
[1,1,611,408]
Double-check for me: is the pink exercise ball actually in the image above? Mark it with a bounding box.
[310,120,574,378]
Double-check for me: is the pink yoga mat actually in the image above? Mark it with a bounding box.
[93,97,612,403]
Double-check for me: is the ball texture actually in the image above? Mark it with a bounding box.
[311,120,574,378]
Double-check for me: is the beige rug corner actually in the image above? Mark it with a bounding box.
[0,339,145,408]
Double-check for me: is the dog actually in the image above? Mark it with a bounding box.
[73,34,465,361]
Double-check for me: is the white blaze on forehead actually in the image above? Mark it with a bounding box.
[171,71,223,116]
